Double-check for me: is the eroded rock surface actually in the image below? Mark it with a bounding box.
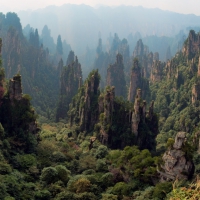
[159,132,194,182]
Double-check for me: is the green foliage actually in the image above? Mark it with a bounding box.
[132,186,155,200]
[13,154,36,169]
[35,190,51,200]
[96,159,108,172]
[153,182,172,199]
[55,165,70,184]
[69,177,91,193]
[0,161,12,174]
[78,154,96,172]
[168,177,200,200]
[101,193,118,200]
[40,167,58,184]
[100,173,114,188]
[111,182,131,196]
[95,145,108,159]
[166,138,175,149]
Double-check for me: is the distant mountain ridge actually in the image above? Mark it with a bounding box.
[18,4,200,55]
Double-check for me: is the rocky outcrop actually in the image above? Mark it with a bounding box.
[153,52,159,61]
[133,39,149,59]
[198,56,200,76]
[150,60,164,83]
[143,52,153,78]
[9,74,22,101]
[2,27,21,78]
[56,52,82,121]
[182,30,200,59]
[128,58,141,102]
[99,86,115,145]
[158,132,194,182]
[131,89,154,137]
[106,54,126,98]
[0,38,2,54]
[192,83,200,104]
[0,73,39,152]
[118,38,130,67]
[68,70,100,132]
[166,60,174,79]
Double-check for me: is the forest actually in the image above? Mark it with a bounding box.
[0,9,200,200]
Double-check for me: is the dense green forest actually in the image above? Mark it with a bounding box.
[0,11,200,200]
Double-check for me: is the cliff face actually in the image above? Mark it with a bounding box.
[150,60,164,83]
[143,52,153,78]
[0,73,39,152]
[133,39,145,59]
[131,89,157,149]
[56,52,82,121]
[0,13,59,117]
[158,132,194,182]
[68,70,100,132]
[198,56,200,76]
[106,54,126,98]
[99,86,115,146]
[9,74,22,101]
[128,58,141,102]
[98,87,158,150]
[192,83,200,104]
[182,30,200,59]
[2,27,21,78]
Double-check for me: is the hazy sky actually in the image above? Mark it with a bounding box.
[1,0,200,15]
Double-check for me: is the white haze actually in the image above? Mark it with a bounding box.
[1,0,200,16]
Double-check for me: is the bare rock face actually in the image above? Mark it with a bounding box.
[182,30,200,59]
[159,132,194,182]
[9,74,22,100]
[56,52,82,121]
[198,56,200,76]
[0,38,2,54]
[131,89,153,137]
[128,58,141,102]
[106,54,126,98]
[69,70,100,132]
[192,83,200,104]
[143,52,153,78]
[173,132,187,149]
[133,39,144,59]
[150,60,163,83]
[99,86,115,145]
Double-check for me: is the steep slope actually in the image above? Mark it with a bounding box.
[0,12,60,118]
[56,51,82,121]
[150,30,200,154]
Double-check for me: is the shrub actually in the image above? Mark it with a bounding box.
[35,189,51,200]
[96,159,108,172]
[78,154,96,172]
[0,182,8,199]
[74,192,96,199]
[55,191,74,200]
[51,151,67,162]
[0,162,12,174]
[14,154,36,169]
[153,182,172,199]
[101,193,118,200]
[55,165,70,184]
[112,182,131,196]
[95,145,108,159]
[40,167,58,184]
[100,172,114,188]
[73,178,91,193]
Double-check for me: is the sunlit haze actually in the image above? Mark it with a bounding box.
[1,0,200,15]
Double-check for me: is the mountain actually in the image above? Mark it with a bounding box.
[18,4,200,57]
